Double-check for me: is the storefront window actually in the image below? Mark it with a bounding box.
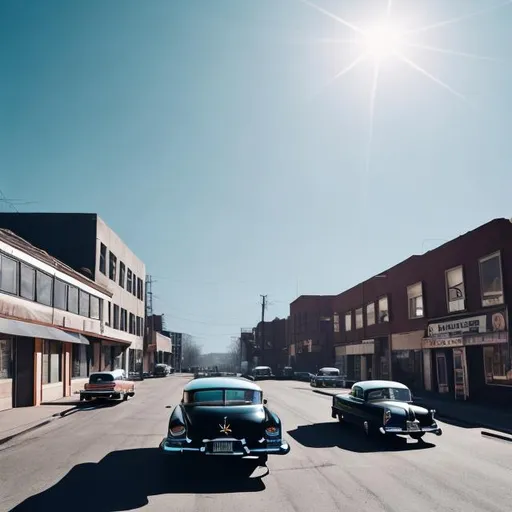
[0,254,18,295]
[72,344,88,378]
[0,336,12,379]
[484,344,512,385]
[42,340,62,384]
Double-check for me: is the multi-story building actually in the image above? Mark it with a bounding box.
[255,318,287,372]
[145,314,173,369]
[166,331,183,371]
[0,229,114,410]
[288,295,335,372]
[330,217,512,405]
[0,213,145,374]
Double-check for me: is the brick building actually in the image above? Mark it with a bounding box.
[329,218,512,404]
[255,317,287,372]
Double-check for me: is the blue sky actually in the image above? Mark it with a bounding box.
[2,0,512,352]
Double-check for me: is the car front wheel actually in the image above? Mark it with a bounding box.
[410,432,425,440]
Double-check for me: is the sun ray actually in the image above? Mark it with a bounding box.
[397,53,467,102]
[402,0,512,36]
[403,42,498,62]
[299,0,365,35]
[331,54,366,82]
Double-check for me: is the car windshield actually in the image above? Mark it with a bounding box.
[366,387,412,402]
[254,368,271,375]
[89,374,114,383]
[318,370,339,376]
[184,388,263,406]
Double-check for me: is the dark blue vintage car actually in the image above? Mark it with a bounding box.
[160,377,290,465]
[331,380,443,441]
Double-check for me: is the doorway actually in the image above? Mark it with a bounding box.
[13,337,35,407]
[436,352,449,394]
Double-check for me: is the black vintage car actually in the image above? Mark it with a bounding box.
[160,377,290,464]
[331,380,443,440]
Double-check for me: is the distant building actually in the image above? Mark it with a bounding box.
[255,318,288,372]
[146,314,173,369]
[0,213,146,375]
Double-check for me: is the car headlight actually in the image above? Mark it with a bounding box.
[169,425,186,437]
[265,426,280,437]
[430,409,436,421]
[383,409,392,425]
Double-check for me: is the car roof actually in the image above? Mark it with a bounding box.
[354,380,410,391]
[90,369,124,377]
[184,376,262,392]
[319,367,339,372]
[253,366,270,370]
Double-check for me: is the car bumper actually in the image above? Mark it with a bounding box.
[159,437,291,456]
[80,390,121,398]
[379,425,443,436]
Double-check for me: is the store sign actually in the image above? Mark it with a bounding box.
[464,332,508,346]
[422,337,463,349]
[427,315,486,337]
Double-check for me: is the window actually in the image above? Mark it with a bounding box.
[345,312,352,331]
[132,273,137,296]
[446,266,465,312]
[366,302,375,326]
[113,305,120,329]
[0,254,18,294]
[20,263,35,300]
[36,271,53,306]
[90,296,101,320]
[378,296,389,322]
[407,282,424,318]
[120,308,127,331]
[68,286,79,314]
[355,308,363,329]
[137,278,143,300]
[109,252,117,281]
[42,340,61,384]
[107,302,112,326]
[99,243,107,275]
[72,344,88,378]
[479,252,504,307]
[129,313,135,334]
[126,269,133,293]
[0,336,12,379]
[54,279,67,310]
[119,262,125,288]
[79,290,90,317]
[484,345,512,386]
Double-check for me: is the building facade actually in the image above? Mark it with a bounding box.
[0,229,121,410]
[0,213,146,375]
[255,318,287,372]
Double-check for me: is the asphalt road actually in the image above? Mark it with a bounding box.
[1,375,511,512]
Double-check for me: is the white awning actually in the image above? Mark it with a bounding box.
[0,317,89,345]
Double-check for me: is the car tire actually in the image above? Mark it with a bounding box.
[257,454,268,466]
[410,432,425,440]
[123,392,128,401]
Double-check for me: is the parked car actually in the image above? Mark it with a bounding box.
[154,364,170,377]
[310,367,343,387]
[276,367,294,380]
[80,369,135,402]
[331,380,443,440]
[159,376,290,465]
[252,366,274,380]
[294,371,314,382]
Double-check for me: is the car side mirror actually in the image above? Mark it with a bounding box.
[263,399,268,405]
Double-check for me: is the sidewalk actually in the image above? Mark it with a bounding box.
[312,388,512,436]
[0,396,81,446]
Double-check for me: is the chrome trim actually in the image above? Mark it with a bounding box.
[379,426,443,435]
[160,438,290,455]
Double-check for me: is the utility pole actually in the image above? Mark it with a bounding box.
[260,295,267,365]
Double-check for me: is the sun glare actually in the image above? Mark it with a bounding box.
[363,23,402,61]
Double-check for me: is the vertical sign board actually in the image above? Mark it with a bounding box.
[453,347,469,400]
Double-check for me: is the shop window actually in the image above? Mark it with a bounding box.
[407,282,424,318]
[113,305,120,329]
[345,312,352,331]
[378,296,389,322]
[355,308,363,329]
[109,252,117,281]
[54,279,67,310]
[20,263,35,300]
[72,344,88,378]
[484,344,512,386]
[36,271,53,306]
[99,243,107,275]
[0,254,18,295]
[126,269,133,294]
[79,290,90,317]
[90,296,101,320]
[0,336,12,379]
[366,302,375,326]
[68,286,79,314]
[42,340,62,384]
[479,252,504,307]
[446,266,465,313]
[119,262,126,288]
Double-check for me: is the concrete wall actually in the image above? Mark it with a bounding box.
[0,380,12,411]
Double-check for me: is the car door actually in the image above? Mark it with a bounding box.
[338,386,363,424]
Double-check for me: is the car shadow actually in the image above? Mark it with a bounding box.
[288,422,436,453]
[10,448,267,512]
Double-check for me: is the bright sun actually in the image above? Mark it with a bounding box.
[363,22,403,61]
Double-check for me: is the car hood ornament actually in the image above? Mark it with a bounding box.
[219,416,232,436]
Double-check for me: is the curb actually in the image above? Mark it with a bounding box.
[312,389,342,397]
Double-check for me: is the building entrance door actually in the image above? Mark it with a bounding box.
[436,352,449,394]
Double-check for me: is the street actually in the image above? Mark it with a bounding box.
[1,376,511,512]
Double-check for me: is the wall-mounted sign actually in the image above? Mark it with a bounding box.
[427,315,486,337]
[422,337,463,349]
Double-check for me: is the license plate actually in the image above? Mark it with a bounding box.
[212,441,233,453]
[407,421,420,431]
